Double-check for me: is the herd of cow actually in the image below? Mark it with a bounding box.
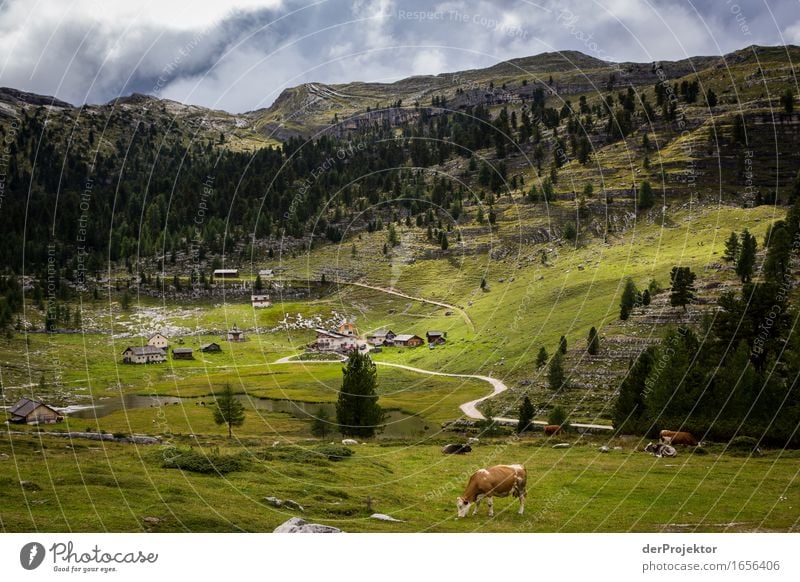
[443,429,700,518]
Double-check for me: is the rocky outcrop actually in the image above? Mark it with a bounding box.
[273,517,341,533]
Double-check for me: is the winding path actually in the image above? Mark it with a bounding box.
[337,280,475,333]
[271,354,612,431]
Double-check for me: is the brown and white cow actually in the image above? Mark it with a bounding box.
[660,430,698,446]
[456,464,527,518]
[544,425,561,436]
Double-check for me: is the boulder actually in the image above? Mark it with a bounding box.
[552,443,571,449]
[598,446,610,453]
[273,517,341,533]
[341,439,359,445]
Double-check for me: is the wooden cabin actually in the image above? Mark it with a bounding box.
[393,334,424,348]
[426,331,447,345]
[200,342,222,353]
[172,347,195,360]
[7,398,63,424]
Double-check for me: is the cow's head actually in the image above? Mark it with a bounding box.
[456,496,471,518]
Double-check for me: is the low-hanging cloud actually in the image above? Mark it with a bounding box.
[0,0,795,113]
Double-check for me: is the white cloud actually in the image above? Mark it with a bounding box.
[0,0,794,112]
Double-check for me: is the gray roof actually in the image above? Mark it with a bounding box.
[200,343,221,349]
[9,398,56,418]
[426,331,445,336]
[173,348,194,354]
[368,329,394,337]
[124,346,166,356]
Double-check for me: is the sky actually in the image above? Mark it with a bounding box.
[0,0,797,113]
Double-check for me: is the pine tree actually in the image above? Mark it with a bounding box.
[310,408,333,438]
[637,181,654,210]
[548,351,567,391]
[736,229,756,283]
[559,335,567,354]
[763,223,791,283]
[669,266,697,311]
[336,351,383,438]
[254,274,263,291]
[536,346,548,368]
[212,384,246,438]
[619,278,638,320]
[612,346,655,433]
[723,231,740,263]
[440,232,449,250]
[517,395,535,433]
[587,327,599,355]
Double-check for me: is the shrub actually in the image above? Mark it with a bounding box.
[726,436,760,455]
[161,448,249,474]
[316,444,354,461]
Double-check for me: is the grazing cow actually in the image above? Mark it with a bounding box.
[544,424,561,436]
[457,464,527,517]
[442,444,472,455]
[660,430,698,446]
[645,442,677,458]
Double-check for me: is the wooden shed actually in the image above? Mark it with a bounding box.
[172,347,195,360]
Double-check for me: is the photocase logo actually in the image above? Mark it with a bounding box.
[20,542,46,570]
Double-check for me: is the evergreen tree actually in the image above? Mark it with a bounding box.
[336,351,384,438]
[440,232,449,250]
[669,266,697,311]
[310,408,333,438]
[559,335,567,354]
[620,278,638,320]
[548,350,567,391]
[780,88,794,114]
[612,346,655,433]
[587,327,599,355]
[641,289,651,306]
[637,181,654,210]
[536,346,548,368]
[722,231,740,263]
[254,274,263,291]
[736,229,757,283]
[548,405,568,427]
[212,384,246,438]
[763,223,791,283]
[517,395,535,433]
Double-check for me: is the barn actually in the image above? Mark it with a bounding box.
[7,398,63,424]
[200,342,222,353]
[122,346,167,364]
[393,334,424,348]
[172,347,195,360]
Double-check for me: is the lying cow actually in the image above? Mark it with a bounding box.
[544,424,561,436]
[645,442,677,458]
[457,464,527,517]
[442,444,472,455]
[660,430,698,446]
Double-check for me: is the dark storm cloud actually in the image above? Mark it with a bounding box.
[0,0,795,112]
